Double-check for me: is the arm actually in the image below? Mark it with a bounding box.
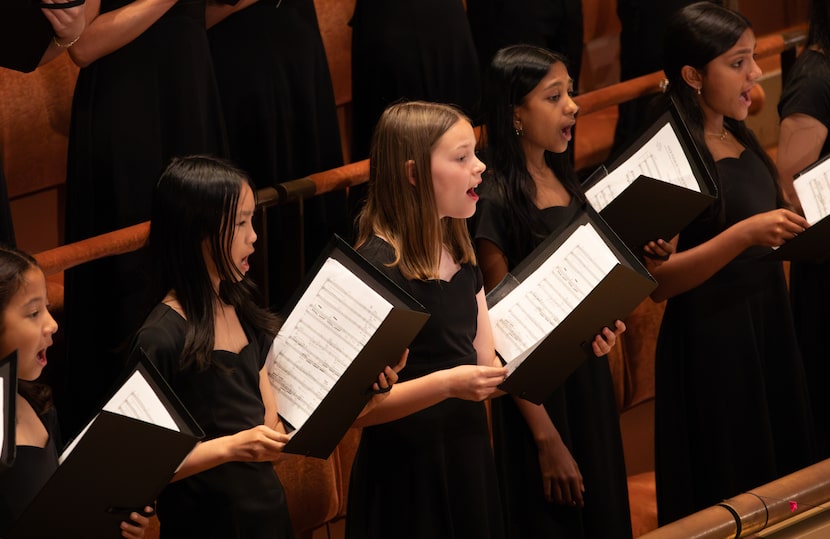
[170,423,290,482]
[67,0,177,68]
[352,288,507,427]
[38,0,86,66]
[649,207,809,302]
[170,367,290,482]
[205,0,261,29]
[777,113,827,216]
[350,359,507,427]
[512,398,584,506]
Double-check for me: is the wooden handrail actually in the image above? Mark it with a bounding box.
[32,24,808,280]
[572,23,807,117]
[639,458,830,538]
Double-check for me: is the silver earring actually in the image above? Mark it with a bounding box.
[514,127,523,136]
[697,87,702,95]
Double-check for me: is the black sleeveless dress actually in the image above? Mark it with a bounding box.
[346,236,504,539]
[130,304,294,539]
[0,405,60,535]
[473,179,633,539]
[654,150,816,524]
[62,0,229,436]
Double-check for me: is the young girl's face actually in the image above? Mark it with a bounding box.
[0,267,58,381]
[698,28,761,122]
[513,61,578,155]
[430,119,485,219]
[229,182,257,279]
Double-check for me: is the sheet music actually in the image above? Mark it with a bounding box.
[795,165,830,225]
[60,370,179,463]
[268,257,393,431]
[489,224,619,374]
[585,122,700,211]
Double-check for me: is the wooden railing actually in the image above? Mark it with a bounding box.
[640,458,830,538]
[34,24,808,302]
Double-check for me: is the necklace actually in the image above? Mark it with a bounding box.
[705,128,728,141]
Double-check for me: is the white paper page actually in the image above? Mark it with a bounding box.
[585,122,700,211]
[489,224,619,374]
[268,257,394,431]
[794,166,830,225]
[60,370,179,463]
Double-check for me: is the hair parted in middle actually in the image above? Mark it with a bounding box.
[149,154,280,371]
[356,100,477,281]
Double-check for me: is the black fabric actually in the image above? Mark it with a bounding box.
[467,0,584,90]
[130,304,293,539]
[778,48,830,460]
[349,0,481,162]
[346,236,504,539]
[0,164,14,247]
[0,406,60,535]
[207,0,348,310]
[62,0,229,437]
[611,0,717,159]
[654,150,816,525]
[472,178,633,539]
[0,4,52,73]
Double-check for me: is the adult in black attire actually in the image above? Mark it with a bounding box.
[62,0,229,438]
[467,0,583,92]
[0,0,87,247]
[612,0,721,159]
[346,0,481,229]
[207,0,348,311]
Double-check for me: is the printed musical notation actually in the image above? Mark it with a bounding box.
[60,370,180,463]
[585,122,699,211]
[489,223,618,373]
[795,165,830,225]
[268,257,393,431]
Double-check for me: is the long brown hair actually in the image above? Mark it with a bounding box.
[356,101,477,280]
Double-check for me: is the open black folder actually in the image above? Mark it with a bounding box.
[0,352,17,472]
[767,153,830,263]
[9,352,203,539]
[268,235,429,459]
[1,1,54,73]
[582,99,717,255]
[487,205,657,405]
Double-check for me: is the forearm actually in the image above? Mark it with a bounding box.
[69,0,176,67]
[351,371,451,427]
[513,396,560,447]
[205,0,262,28]
[171,437,233,482]
[649,226,750,302]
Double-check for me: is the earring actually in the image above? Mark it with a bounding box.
[697,87,702,95]
[514,127,523,137]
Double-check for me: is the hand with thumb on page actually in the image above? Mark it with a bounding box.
[444,364,508,401]
[736,208,809,248]
[228,425,290,462]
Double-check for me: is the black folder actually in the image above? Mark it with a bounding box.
[487,205,657,404]
[766,153,830,263]
[0,1,53,73]
[0,352,17,472]
[271,235,430,459]
[583,98,717,256]
[9,352,203,539]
